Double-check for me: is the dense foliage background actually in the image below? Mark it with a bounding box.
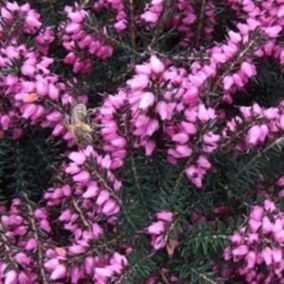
[1,0,284,283]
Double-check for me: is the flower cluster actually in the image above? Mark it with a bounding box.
[224,200,284,283]
[146,211,178,255]
[0,198,53,284]
[1,0,284,283]
[168,0,217,47]
[62,5,113,74]
[140,0,164,25]
[0,2,41,40]
[92,0,128,33]
[223,102,284,150]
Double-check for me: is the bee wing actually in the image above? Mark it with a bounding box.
[71,104,88,124]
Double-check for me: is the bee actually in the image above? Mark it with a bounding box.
[65,104,94,146]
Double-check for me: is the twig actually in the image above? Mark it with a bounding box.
[114,251,156,284]
[22,193,48,284]
[211,32,260,94]
[91,166,137,230]
[0,222,19,270]
[233,136,284,181]
[85,23,145,58]
[173,158,193,191]
[127,0,137,49]
[130,155,149,209]
[71,197,92,229]
[195,0,207,47]
[149,0,173,50]
[190,268,219,284]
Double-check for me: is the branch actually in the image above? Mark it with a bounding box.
[149,0,173,50]
[0,222,19,271]
[113,251,156,284]
[190,268,219,284]
[195,0,207,47]
[127,0,137,49]
[85,23,145,58]
[233,136,284,182]
[71,197,92,230]
[90,163,137,230]
[211,32,261,95]
[22,193,48,284]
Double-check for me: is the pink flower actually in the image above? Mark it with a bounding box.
[232,245,248,257]
[25,12,41,30]
[15,253,30,266]
[111,137,127,148]
[240,62,256,78]
[263,26,282,38]
[25,238,38,251]
[228,31,242,43]
[250,205,263,221]
[156,101,168,120]
[245,125,268,145]
[223,75,234,91]
[1,115,11,130]
[181,122,197,135]
[146,119,159,136]
[185,166,203,188]
[141,11,159,23]
[48,84,59,100]
[197,156,211,169]
[50,264,67,280]
[145,140,156,156]
[83,183,98,198]
[4,270,17,284]
[73,171,91,183]
[272,248,282,263]
[262,216,273,234]
[96,190,110,206]
[21,64,35,77]
[264,200,276,212]
[262,247,272,265]
[172,132,189,144]
[151,235,166,250]
[69,245,86,255]
[246,251,256,269]
[139,92,155,109]
[147,221,165,235]
[95,267,113,278]
[102,200,117,215]
[22,104,37,119]
[176,145,192,157]
[127,75,149,90]
[69,152,86,165]
[150,55,165,74]
[156,211,173,222]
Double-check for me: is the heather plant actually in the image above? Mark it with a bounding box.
[1,0,284,283]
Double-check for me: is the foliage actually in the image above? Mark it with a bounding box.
[1,0,284,283]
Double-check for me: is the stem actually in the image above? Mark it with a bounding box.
[114,251,156,284]
[173,158,193,191]
[195,0,207,47]
[149,0,173,50]
[127,0,136,49]
[0,222,18,270]
[71,197,92,229]
[190,268,219,284]
[233,136,284,181]
[85,23,145,58]
[22,193,48,284]
[130,155,148,209]
[91,166,137,230]
[211,33,260,95]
